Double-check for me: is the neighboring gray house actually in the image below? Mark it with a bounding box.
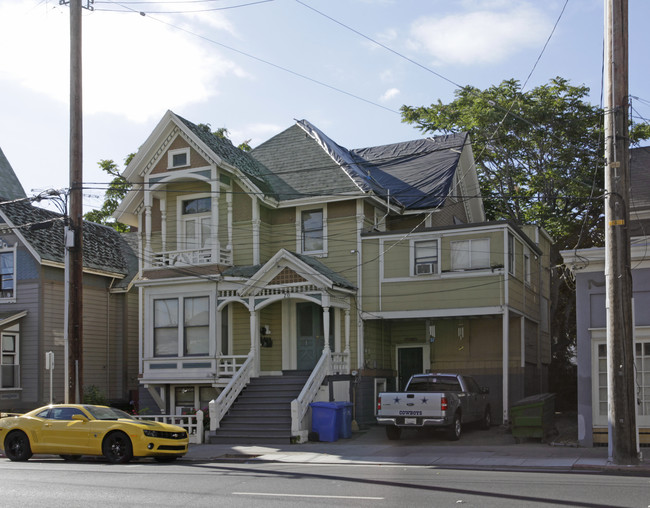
[0,149,139,411]
[562,146,650,447]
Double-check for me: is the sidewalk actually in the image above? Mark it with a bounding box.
[184,423,650,474]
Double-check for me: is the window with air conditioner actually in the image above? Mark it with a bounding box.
[413,240,438,276]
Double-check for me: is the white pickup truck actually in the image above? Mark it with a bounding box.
[376,373,491,441]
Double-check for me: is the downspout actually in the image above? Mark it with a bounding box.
[356,200,364,370]
[502,228,510,424]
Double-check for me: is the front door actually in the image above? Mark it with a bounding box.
[296,302,325,370]
[398,347,423,391]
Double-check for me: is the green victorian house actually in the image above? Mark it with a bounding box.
[113,111,552,443]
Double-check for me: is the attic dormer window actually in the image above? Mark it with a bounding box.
[168,148,190,169]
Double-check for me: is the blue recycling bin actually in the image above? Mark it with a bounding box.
[310,402,339,442]
[333,401,353,439]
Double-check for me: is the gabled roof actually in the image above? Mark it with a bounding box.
[0,147,27,201]
[0,199,137,283]
[175,114,277,198]
[225,248,355,296]
[251,119,469,211]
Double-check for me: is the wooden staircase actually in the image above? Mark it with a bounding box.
[209,371,310,444]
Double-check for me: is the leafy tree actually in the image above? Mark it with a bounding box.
[198,123,252,151]
[401,77,649,408]
[83,155,133,232]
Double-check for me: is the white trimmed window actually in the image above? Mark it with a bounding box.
[593,338,650,426]
[298,207,327,255]
[451,238,490,270]
[179,195,211,250]
[413,240,438,275]
[153,296,210,357]
[0,243,16,300]
[168,148,190,169]
[1,331,19,389]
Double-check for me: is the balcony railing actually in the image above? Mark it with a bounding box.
[151,246,232,268]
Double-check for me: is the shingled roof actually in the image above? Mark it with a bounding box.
[0,147,27,201]
[0,199,137,284]
[250,119,467,210]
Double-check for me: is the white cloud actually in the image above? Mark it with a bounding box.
[380,88,400,102]
[0,3,245,124]
[408,4,551,66]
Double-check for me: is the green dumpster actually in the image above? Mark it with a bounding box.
[510,393,555,442]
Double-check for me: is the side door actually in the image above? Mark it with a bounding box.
[397,347,423,391]
[41,407,91,454]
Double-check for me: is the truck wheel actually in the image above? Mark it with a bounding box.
[447,414,461,441]
[385,425,401,440]
[481,407,491,430]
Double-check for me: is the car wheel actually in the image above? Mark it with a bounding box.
[4,431,33,462]
[481,408,492,430]
[60,455,82,461]
[385,425,401,440]
[447,413,461,441]
[102,431,133,464]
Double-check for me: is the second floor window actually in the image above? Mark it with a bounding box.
[0,249,15,299]
[182,197,211,250]
[451,238,490,270]
[301,209,323,253]
[508,233,515,275]
[414,240,438,275]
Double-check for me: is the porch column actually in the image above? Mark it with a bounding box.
[344,309,350,354]
[211,179,219,263]
[252,196,260,265]
[160,198,167,251]
[502,309,510,423]
[144,196,152,268]
[249,308,259,375]
[227,191,233,251]
[322,306,331,352]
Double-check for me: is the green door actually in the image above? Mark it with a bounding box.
[296,302,325,370]
[398,347,423,391]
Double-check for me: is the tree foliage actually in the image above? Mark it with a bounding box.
[401,77,649,408]
[402,78,613,248]
[83,155,133,232]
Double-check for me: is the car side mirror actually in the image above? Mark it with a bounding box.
[72,414,89,422]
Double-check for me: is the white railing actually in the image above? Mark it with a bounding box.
[151,246,232,268]
[291,351,331,438]
[209,353,254,431]
[135,411,204,444]
[331,352,350,375]
[217,355,250,377]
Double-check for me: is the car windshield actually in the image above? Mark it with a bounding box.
[408,376,462,392]
[84,406,137,421]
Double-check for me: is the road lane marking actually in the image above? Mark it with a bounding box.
[233,492,384,500]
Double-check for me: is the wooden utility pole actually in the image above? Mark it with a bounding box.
[604,0,639,465]
[69,0,84,403]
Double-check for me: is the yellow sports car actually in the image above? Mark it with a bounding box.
[0,404,189,463]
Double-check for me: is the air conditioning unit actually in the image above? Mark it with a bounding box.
[416,263,434,275]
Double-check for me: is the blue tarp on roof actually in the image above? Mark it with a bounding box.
[296,119,467,210]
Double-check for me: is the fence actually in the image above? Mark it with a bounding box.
[134,410,204,444]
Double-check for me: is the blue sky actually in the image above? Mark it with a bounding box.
[1,0,648,213]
